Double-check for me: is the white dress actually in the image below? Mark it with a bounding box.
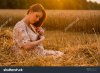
[13,20,63,57]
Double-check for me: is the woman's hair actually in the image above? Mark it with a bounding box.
[27,3,46,27]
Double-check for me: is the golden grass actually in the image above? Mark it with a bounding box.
[0,28,100,66]
[0,10,100,33]
[0,10,100,66]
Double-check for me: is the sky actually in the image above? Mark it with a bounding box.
[87,0,100,3]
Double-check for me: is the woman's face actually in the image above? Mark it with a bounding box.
[28,11,43,24]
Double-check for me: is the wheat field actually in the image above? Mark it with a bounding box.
[0,10,100,66]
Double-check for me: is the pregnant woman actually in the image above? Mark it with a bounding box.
[13,3,63,58]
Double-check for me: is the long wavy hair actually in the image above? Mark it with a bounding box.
[27,3,46,27]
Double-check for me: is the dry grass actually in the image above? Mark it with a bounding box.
[0,10,100,33]
[0,10,100,66]
[0,28,100,66]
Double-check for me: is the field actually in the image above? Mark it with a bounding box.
[0,10,100,66]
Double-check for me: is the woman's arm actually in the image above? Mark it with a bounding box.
[14,24,45,50]
[36,27,45,36]
[22,35,45,50]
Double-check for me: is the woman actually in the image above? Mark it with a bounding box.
[13,4,63,57]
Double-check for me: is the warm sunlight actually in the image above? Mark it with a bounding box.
[87,0,100,3]
[53,0,64,9]
[0,0,100,69]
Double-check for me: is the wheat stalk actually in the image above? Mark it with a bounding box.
[64,17,80,32]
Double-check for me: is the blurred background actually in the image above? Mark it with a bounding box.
[0,0,100,9]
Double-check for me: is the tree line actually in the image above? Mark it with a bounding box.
[0,0,100,9]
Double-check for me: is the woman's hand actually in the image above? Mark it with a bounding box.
[40,35,45,41]
[36,27,44,35]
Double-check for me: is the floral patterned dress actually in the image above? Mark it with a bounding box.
[13,20,63,57]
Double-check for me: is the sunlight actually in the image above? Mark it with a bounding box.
[54,0,64,9]
[87,0,100,3]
